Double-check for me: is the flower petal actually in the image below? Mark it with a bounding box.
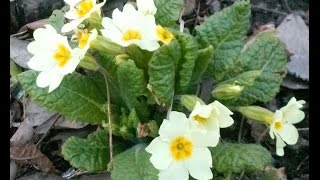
[135,39,159,51]
[186,148,213,180]
[145,137,173,170]
[211,101,234,128]
[190,101,213,119]
[36,69,64,93]
[61,18,84,33]
[282,109,305,124]
[159,111,189,141]
[137,0,157,16]
[205,115,220,133]
[190,131,220,148]
[275,134,286,156]
[278,123,299,145]
[158,162,189,180]
[27,54,56,71]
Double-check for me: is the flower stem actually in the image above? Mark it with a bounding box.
[99,67,114,170]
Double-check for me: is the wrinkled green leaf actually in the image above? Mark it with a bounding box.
[210,143,272,174]
[117,60,149,119]
[174,32,198,94]
[48,6,68,32]
[216,31,287,105]
[195,0,251,81]
[111,144,158,180]
[62,130,126,172]
[18,70,109,124]
[155,0,184,28]
[126,44,153,72]
[148,43,179,106]
[189,45,214,86]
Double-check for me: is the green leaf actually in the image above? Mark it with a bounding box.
[94,51,125,107]
[10,59,22,78]
[210,143,272,174]
[126,44,153,72]
[117,60,149,119]
[215,31,287,105]
[189,45,214,86]
[148,43,179,106]
[155,0,184,28]
[111,144,158,180]
[18,70,109,124]
[174,32,199,94]
[62,130,126,172]
[195,0,251,81]
[48,6,69,33]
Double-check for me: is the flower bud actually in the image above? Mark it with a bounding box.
[79,55,99,71]
[237,106,274,124]
[180,95,205,111]
[212,84,244,100]
[90,35,125,55]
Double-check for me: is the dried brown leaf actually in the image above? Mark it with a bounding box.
[10,143,54,173]
[10,118,34,146]
[18,19,48,33]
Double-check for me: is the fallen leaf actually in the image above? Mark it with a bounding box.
[16,172,64,180]
[10,118,34,146]
[78,173,110,180]
[10,143,54,173]
[18,19,48,33]
[34,115,59,134]
[10,37,32,69]
[183,0,196,16]
[276,14,309,81]
[282,75,309,90]
[10,160,18,180]
[251,166,287,180]
[25,99,57,127]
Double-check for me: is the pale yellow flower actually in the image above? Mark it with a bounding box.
[269,97,305,156]
[146,111,213,180]
[189,101,234,147]
[27,25,84,92]
[61,0,106,33]
[101,3,160,51]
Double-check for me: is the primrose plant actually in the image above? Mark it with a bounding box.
[17,0,306,179]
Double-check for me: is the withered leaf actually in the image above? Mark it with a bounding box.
[10,143,54,173]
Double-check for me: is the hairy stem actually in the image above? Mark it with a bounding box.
[99,68,114,170]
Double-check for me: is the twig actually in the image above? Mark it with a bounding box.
[282,0,292,13]
[296,155,309,170]
[239,170,245,180]
[238,116,245,143]
[297,128,309,131]
[252,5,288,16]
[226,172,232,180]
[99,68,113,170]
[35,114,60,146]
[179,7,185,32]
[257,127,270,143]
[192,0,200,35]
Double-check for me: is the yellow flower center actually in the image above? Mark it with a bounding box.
[78,32,90,48]
[76,0,94,17]
[156,26,174,44]
[170,136,192,161]
[275,122,283,131]
[193,115,207,123]
[53,44,72,67]
[122,30,142,41]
